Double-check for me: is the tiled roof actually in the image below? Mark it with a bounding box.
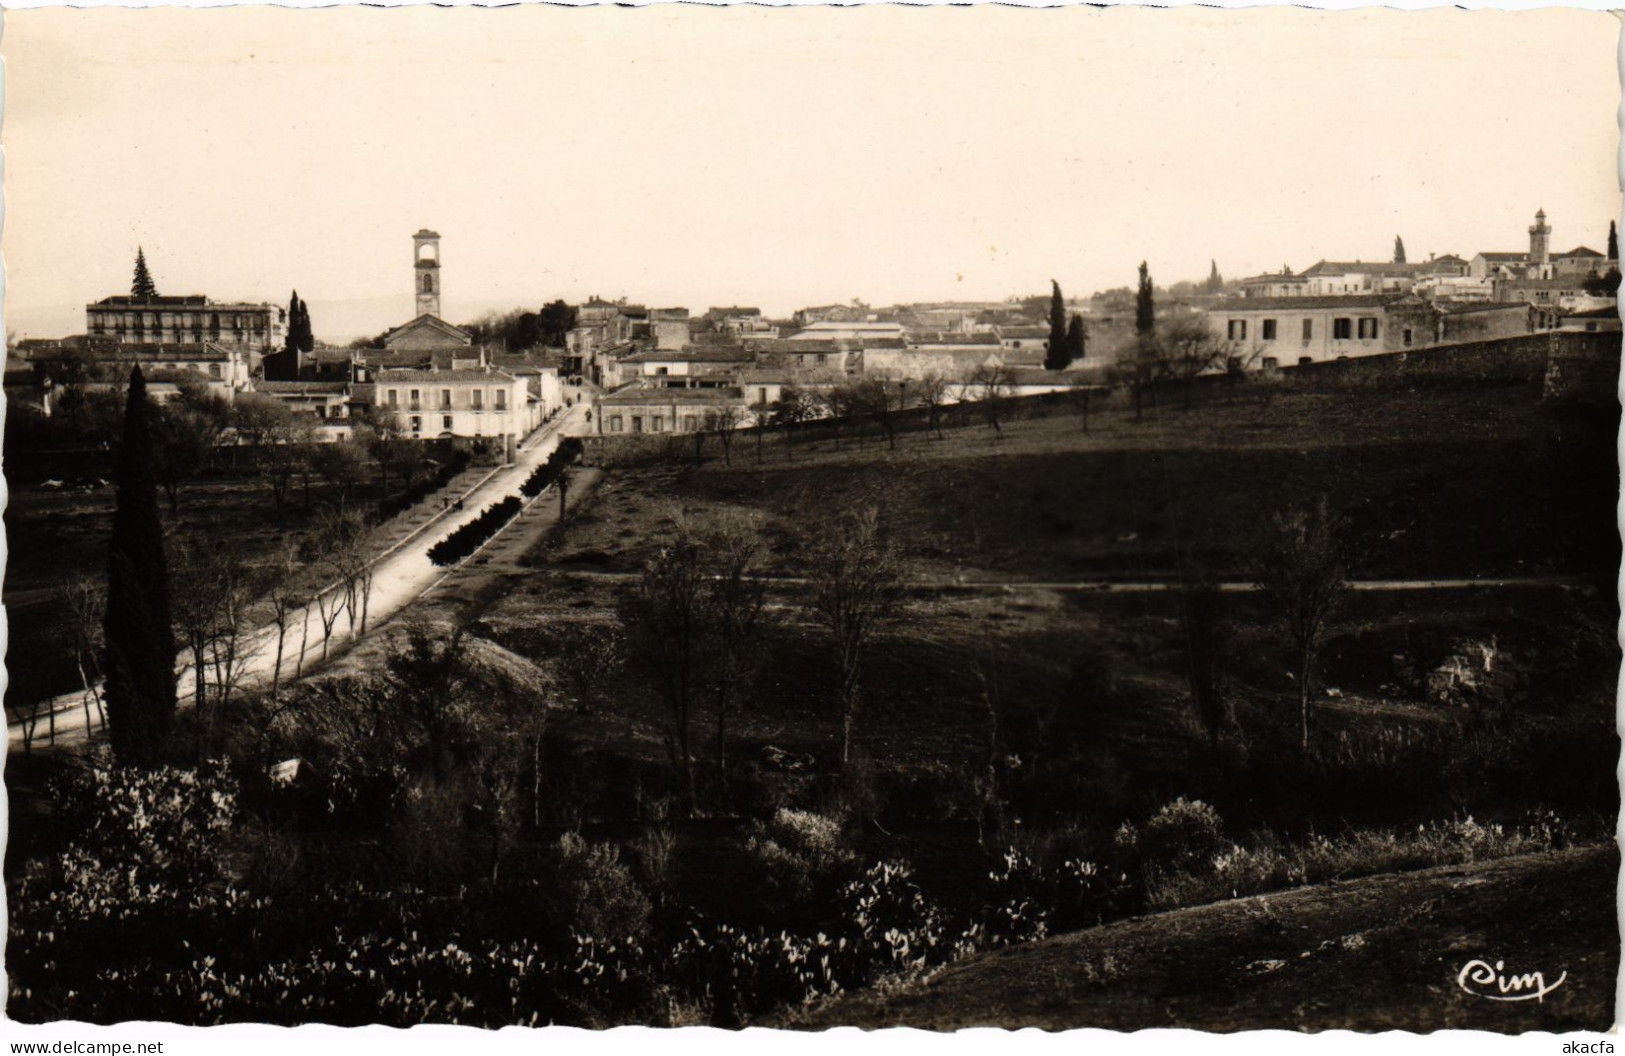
[621,347,755,364]
[1210,295,1402,311]
[996,326,1052,339]
[909,332,1000,346]
[1299,260,1420,277]
[253,381,349,394]
[601,386,746,405]
[1475,252,1528,262]
[1559,246,1605,259]
[376,368,519,382]
[1238,273,1307,285]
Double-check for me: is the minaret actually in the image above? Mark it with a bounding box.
[1528,209,1551,267]
[414,228,442,318]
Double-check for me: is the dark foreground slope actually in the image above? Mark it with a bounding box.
[770,845,1618,1033]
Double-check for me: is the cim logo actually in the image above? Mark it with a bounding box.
[1456,958,1567,1003]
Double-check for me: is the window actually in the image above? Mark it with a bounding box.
[387,389,399,408]
[1298,356,1314,367]
[495,389,507,411]
[316,406,327,419]
[1262,356,1279,370]
[1227,319,1247,340]
[1261,319,1277,341]
[1357,318,1379,340]
[1402,329,1413,347]
[1302,318,1313,342]
[209,363,221,378]
[609,415,624,433]
[632,415,643,433]
[655,366,669,376]
[683,415,698,432]
[758,388,769,405]
[443,415,453,431]
[410,389,422,409]
[441,389,452,410]
[1332,318,1353,340]
[472,390,483,410]
[651,417,664,433]
[816,353,828,365]
[410,416,422,433]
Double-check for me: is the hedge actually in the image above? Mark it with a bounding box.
[426,495,522,567]
[519,437,583,499]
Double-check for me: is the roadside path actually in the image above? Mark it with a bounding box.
[9,403,589,752]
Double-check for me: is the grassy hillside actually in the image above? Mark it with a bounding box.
[554,385,1618,583]
[770,845,1619,1033]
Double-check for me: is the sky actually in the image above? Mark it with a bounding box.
[4,5,1620,343]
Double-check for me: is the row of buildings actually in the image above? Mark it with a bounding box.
[14,212,1619,447]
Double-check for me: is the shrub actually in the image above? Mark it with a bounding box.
[1138,796,1226,873]
[541,832,653,942]
[745,808,855,909]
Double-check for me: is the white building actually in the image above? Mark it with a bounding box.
[374,367,537,441]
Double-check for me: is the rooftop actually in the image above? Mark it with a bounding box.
[1210,295,1403,311]
[376,368,519,383]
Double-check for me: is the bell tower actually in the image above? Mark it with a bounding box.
[413,228,442,318]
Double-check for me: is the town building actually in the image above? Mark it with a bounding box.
[373,367,537,442]
[85,295,287,353]
[596,386,749,435]
[1207,295,1399,366]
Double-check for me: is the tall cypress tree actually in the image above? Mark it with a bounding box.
[1047,280,1068,364]
[1065,313,1087,365]
[131,248,158,301]
[1393,236,1407,264]
[1608,221,1618,262]
[104,366,177,766]
[286,290,302,353]
[1135,262,1155,336]
[1206,260,1224,293]
[298,296,315,353]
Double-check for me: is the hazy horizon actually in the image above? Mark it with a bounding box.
[5,5,1619,343]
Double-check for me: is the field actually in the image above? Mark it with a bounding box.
[7,376,1618,1028]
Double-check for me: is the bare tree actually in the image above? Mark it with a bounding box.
[548,623,624,714]
[618,530,711,816]
[310,440,368,509]
[264,544,306,698]
[1253,498,1348,755]
[1112,334,1166,422]
[703,519,771,775]
[61,574,108,734]
[1157,314,1235,409]
[150,403,221,514]
[915,371,951,440]
[967,362,1015,435]
[1177,573,1231,750]
[772,385,819,461]
[852,378,907,450]
[703,404,745,465]
[811,508,902,767]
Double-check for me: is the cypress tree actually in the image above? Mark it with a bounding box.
[1206,260,1224,293]
[1064,314,1087,366]
[1393,236,1407,264]
[103,366,178,766]
[1135,262,1155,336]
[298,297,315,353]
[1047,280,1068,366]
[286,290,302,353]
[131,248,158,301]
[1608,221,1618,262]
